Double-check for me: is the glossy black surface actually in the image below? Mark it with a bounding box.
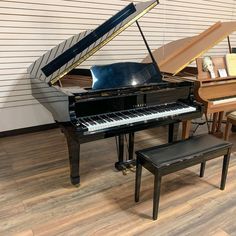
[91,62,162,90]
[42,3,136,76]
[61,63,203,185]
[74,84,192,118]
[63,78,203,185]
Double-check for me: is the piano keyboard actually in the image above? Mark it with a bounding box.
[211,96,236,105]
[78,102,196,133]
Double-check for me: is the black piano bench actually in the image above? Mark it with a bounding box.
[135,134,232,220]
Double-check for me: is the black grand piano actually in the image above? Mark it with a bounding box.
[28,0,202,185]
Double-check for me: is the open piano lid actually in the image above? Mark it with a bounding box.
[27,0,158,85]
[143,21,236,75]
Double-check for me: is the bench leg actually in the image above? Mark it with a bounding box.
[220,151,231,190]
[135,158,142,202]
[153,173,162,220]
[200,162,206,177]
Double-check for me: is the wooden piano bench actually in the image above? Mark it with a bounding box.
[134,134,232,220]
[225,111,236,141]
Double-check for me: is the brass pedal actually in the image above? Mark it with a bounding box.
[128,164,136,172]
[122,168,129,175]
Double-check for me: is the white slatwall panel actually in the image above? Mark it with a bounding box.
[1,0,236,131]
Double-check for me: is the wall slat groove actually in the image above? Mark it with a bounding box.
[1,0,236,131]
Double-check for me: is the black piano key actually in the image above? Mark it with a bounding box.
[116,112,126,119]
[83,117,95,126]
[133,110,145,116]
[142,108,152,114]
[126,111,138,117]
[100,114,112,122]
[93,116,105,124]
[104,114,115,122]
[121,111,132,117]
[149,108,158,113]
[109,113,121,120]
[80,118,90,126]
[87,118,96,125]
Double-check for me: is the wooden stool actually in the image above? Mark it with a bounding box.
[224,111,236,140]
[135,134,232,220]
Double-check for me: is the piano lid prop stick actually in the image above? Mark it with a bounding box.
[136,20,162,82]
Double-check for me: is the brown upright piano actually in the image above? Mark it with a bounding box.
[143,21,236,135]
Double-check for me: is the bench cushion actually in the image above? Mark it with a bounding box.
[136,134,232,168]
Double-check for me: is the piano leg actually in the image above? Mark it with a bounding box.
[211,112,224,137]
[67,138,80,185]
[62,127,80,185]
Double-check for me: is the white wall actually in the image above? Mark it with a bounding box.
[1,0,236,132]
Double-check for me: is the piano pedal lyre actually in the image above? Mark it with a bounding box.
[119,164,129,175]
[122,160,136,174]
[115,162,129,175]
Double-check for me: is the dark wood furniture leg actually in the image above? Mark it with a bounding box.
[135,134,232,220]
[153,172,162,220]
[135,158,142,202]
[221,150,231,190]
[65,136,81,185]
[200,162,206,177]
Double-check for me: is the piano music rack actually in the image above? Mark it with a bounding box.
[196,56,229,80]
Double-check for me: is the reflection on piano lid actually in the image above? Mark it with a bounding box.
[91,62,162,90]
[27,0,158,85]
[41,3,136,77]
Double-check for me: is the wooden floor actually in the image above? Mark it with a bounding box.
[1,124,236,236]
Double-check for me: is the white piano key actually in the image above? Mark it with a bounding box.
[212,96,236,105]
[78,103,196,133]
